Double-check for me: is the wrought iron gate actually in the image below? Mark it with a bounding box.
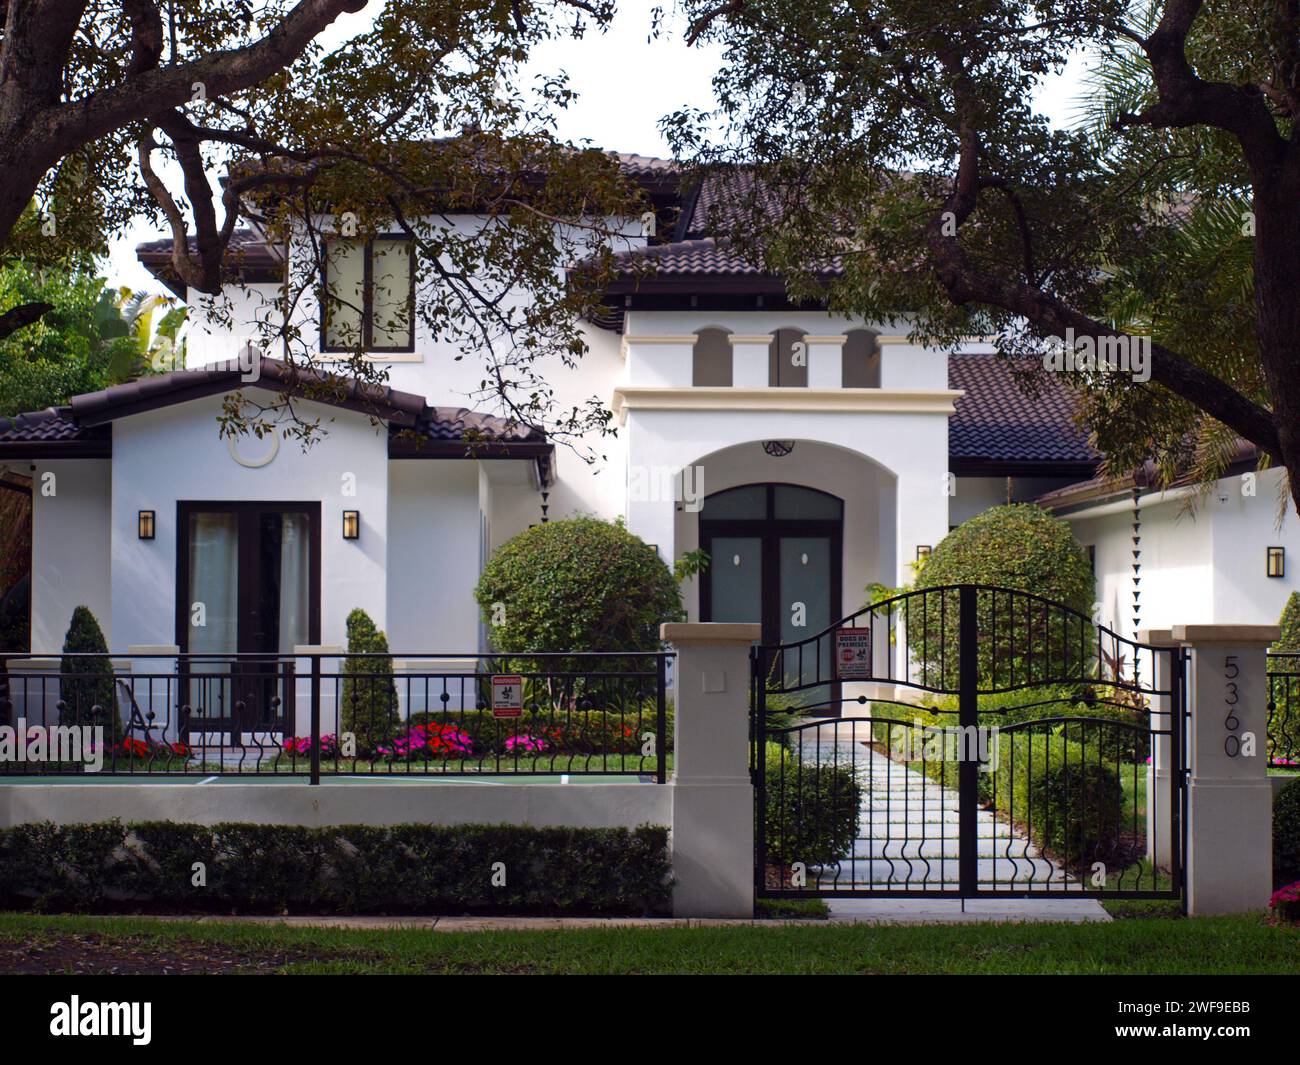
[751,584,1185,900]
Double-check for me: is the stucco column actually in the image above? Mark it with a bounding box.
[728,335,772,388]
[663,621,759,918]
[805,335,846,389]
[1172,624,1277,915]
[1137,629,1179,869]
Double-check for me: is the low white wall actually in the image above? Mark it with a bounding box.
[0,780,671,830]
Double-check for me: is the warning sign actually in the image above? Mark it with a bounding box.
[834,628,872,680]
[491,675,523,718]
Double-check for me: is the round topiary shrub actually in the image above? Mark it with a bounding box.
[475,517,683,655]
[913,504,1095,687]
[1275,778,1300,888]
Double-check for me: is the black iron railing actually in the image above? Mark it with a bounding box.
[0,651,672,783]
[1266,652,1300,769]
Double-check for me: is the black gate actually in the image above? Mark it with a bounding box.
[752,584,1185,901]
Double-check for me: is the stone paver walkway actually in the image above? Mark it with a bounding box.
[792,724,1109,921]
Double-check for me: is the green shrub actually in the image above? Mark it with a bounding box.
[341,608,400,752]
[912,505,1096,688]
[762,742,862,870]
[59,605,115,733]
[474,517,683,658]
[993,730,1126,869]
[1269,595,1300,764]
[1275,779,1300,888]
[0,820,673,916]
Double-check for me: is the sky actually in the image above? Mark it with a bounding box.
[106,0,1089,294]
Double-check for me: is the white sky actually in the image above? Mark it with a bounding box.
[106,0,1089,294]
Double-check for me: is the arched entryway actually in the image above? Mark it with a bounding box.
[698,483,843,650]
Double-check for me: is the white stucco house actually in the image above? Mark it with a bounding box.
[1,151,1296,674]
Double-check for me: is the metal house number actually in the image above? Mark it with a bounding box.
[1223,655,1241,757]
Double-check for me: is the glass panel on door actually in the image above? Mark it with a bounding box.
[708,537,763,624]
[186,512,239,729]
[779,536,833,698]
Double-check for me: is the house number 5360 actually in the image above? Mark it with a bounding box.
[1223,655,1242,757]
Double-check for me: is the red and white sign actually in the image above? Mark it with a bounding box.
[834,628,872,680]
[491,675,523,718]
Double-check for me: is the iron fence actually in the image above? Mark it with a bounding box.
[1266,652,1300,769]
[0,651,672,782]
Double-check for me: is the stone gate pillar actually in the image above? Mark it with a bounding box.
[662,622,759,918]
[1172,624,1277,915]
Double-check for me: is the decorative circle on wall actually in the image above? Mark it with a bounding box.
[762,440,795,457]
[226,431,280,469]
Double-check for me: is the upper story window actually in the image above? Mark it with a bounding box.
[769,328,808,387]
[322,236,415,353]
[842,328,881,387]
[693,327,733,386]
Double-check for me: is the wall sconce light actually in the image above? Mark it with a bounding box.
[342,510,360,540]
[137,510,155,540]
[916,545,932,562]
[1267,546,1285,578]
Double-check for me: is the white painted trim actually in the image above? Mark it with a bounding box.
[622,335,701,345]
[611,386,965,422]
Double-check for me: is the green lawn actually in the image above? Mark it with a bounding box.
[0,912,1295,974]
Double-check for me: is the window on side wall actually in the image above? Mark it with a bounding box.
[693,327,733,386]
[322,236,415,353]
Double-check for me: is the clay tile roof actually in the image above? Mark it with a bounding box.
[0,359,550,467]
[0,407,110,457]
[135,228,284,296]
[948,355,1098,469]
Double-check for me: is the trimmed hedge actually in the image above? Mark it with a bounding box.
[763,742,862,869]
[0,821,673,916]
[1276,779,1300,889]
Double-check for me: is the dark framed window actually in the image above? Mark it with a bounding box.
[175,502,321,736]
[321,236,415,353]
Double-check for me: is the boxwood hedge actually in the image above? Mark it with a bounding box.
[0,821,673,916]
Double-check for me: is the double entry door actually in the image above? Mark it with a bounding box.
[176,502,320,736]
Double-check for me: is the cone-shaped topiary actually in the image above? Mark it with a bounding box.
[341,608,400,752]
[474,517,683,655]
[59,605,115,732]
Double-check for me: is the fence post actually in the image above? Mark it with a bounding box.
[1172,624,1277,915]
[662,622,760,918]
[1138,629,1180,870]
[309,654,321,787]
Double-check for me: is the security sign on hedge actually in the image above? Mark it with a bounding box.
[491,675,523,718]
[835,627,872,679]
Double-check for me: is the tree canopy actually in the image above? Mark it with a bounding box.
[667,0,1300,509]
[0,1,645,446]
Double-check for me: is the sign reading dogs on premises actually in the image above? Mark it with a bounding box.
[834,628,872,679]
[491,675,524,718]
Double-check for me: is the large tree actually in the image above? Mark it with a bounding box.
[0,1,642,446]
[667,0,1300,509]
